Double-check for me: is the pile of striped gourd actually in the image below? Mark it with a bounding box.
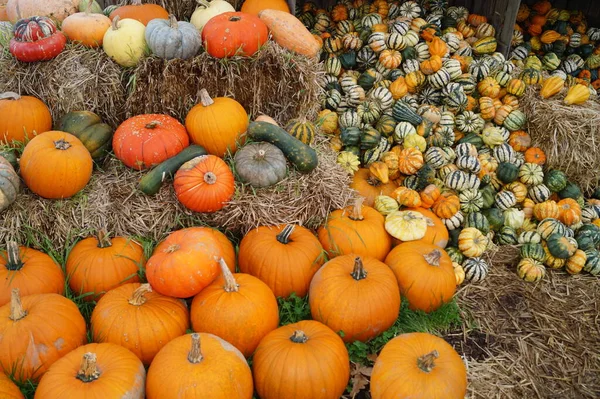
[302,0,600,283]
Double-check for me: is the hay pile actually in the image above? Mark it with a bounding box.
[127,42,324,125]
[521,86,600,192]
[0,44,126,129]
[0,137,355,252]
[457,264,600,398]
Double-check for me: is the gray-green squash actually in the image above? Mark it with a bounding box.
[234,142,287,188]
[0,156,19,212]
[145,15,201,60]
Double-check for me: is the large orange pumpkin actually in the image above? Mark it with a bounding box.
[90,283,190,366]
[145,226,236,298]
[0,290,87,383]
[0,241,65,307]
[385,242,456,312]
[0,372,23,398]
[309,255,400,343]
[61,3,112,47]
[185,89,248,157]
[173,155,235,213]
[350,168,398,206]
[318,198,392,261]
[6,0,78,23]
[20,131,93,199]
[191,258,279,357]
[34,343,146,399]
[258,9,321,57]
[108,0,168,26]
[202,12,269,58]
[241,0,290,15]
[371,332,467,399]
[238,224,325,298]
[0,92,52,145]
[113,114,190,170]
[146,333,254,399]
[253,320,350,399]
[65,231,145,302]
[392,207,449,248]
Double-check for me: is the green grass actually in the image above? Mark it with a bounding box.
[277,293,311,326]
[16,379,37,399]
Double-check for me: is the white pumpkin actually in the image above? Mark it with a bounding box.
[190,0,234,34]
[102,16,147,67]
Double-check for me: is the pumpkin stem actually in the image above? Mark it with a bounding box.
[219,258,239,293]
[54,139,71,151]
[417,350,439,373]
[168,14,178,29]
[96,230,112,248]
[289,330,308,343]
[131,0,142,5]
[254,149,267,160]
[128,284,152,306]
[84,0,94,13]
[196,0,211,8]
[0,92,21,101]
[229,16,242,22]
[112,15,121,30]
[165,244,180,253]
[9,289,27,321]
[76,353,100,383]
[423,249,442,267]
[145,121,160,129]
[188,333,204,364]
[198,89,214,107]
[349,197,365,221]
[350,257,368,280]
[276,225,295,244]
[204,172,217,185]
[5,241,24,271]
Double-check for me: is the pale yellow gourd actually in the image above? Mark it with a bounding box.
[385,210,428,241]
[402,133,427,152]
[190,0,234,34]
[563,83,590,105]
[102,16,147,67]
[458,227,489,258]
[374,195,399,216]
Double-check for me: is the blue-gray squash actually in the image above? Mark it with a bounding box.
[145,15,201,60]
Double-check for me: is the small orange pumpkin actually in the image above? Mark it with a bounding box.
[508,130,531,152]
[432,192,461,219]
[427,36,448,57]
[524,147,546,165]
[109,0,169,25]
[420,184,441,208]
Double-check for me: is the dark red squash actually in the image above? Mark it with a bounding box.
[202,12,268,58]
[9,16,66,62]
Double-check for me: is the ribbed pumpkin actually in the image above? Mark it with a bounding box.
[0,372,23,398]
[65,231,144,302]
[0,92,52,145]
[318,198,392,261]
[350,168,398,206]
[108,0,168,25]
[202,12,268,58]
[371,332,467,399]
[385,242,456,312]
[0,290,87,383]
[309,255,400,343]
[185,89,248,157]
[241,0,289,15]
[146,333,253,399]
[238,224,325,298]
[34,343,146,399]
[191,259,279,357]
[91,283,190,366]
[253,320,350,399]
[145,227,235,298]
[258,9,321,57]
[0,242,65,307]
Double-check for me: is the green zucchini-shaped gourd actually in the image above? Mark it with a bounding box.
[247,121,318,173]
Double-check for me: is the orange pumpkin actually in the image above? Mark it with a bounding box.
[531,0,551,15]
[185,89,248,157]
[253,320,350,399]
[478,77,501,98]
[258,9,321,57]
[35,343,146,398]
[392,186,421,207]
[371,332,467,399]
[350,168,398,206]
[0,290,86,383]
[467,14,487,27]
[330,4,348,21]
[174,155,235,213]
[191,258,279,357]
[397,147,424,175]
[20,131,93,199]
[238,224,325,298]
[0,242,65,307]
[385,242,456,312]
[146,333,254,399]
[420,55,442,75]
[109,0,168,25]
[420,184,441,208]
[91,283,190,366]
[61,2,111,47]
[557,198,581,226]
[389,76,408,99]
[432,192,461,219]
[309,255,401,343]
[0,92,52,145]
[427,36,448,57]
[318,198,392,261]
[533,200,559,220]
[508,130,531,152]
[0,372,23,398]
[524,147,546,165]
[65,231,144,302]
[241,0,290,15]
[528,24,543,37]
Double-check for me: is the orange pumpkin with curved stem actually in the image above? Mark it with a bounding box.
[109,0,168,25]
[20,131,93,199]
[318,198,392,261]
[145,226,235,298]
[371,332,467,399]
[0,373,23,398]
[0,92,52,145]
[309,255,400,343]
[191,259,279,357]
[146,333,254,399]
[238,224,325,298]
[0,290,87,383]
[253,320,350,399]
[61,0,111,47]
[91,283,189,366]
[0,242,65,307]
[350,168,398,206]
[385,242,456,312]
[174,155,235,213]
[113,114,190,170]
[35,343,146,398]
[66,231,144,302]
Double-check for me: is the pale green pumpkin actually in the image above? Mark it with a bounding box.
[102,16,147,67]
